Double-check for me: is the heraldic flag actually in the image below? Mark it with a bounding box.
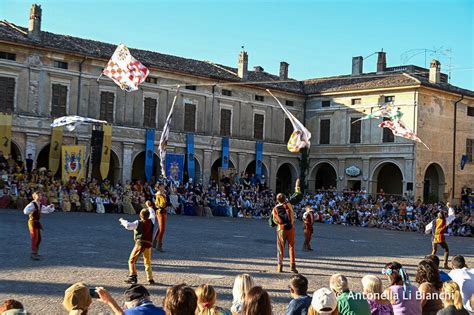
[102,44,149,92]
[266,89,311,153]
[159,86,180,177]
[0,113,12,155]
[49,127,63,175]
[100,124,112,180]
[62,145,85,182]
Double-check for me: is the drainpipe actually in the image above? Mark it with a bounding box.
[452,94,464,201]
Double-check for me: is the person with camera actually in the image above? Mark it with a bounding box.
[23,191,55,260]
[271,179,302,273]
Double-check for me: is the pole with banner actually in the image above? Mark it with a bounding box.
[0,113,12,155]
[100,124,112,180]
[186,133,195,181]
[256,141,263,178]
[49,126,63,176]
[62,145,85,182]
[145,128,155,182]
[222,137,229,169]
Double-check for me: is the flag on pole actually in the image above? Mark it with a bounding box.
[266,89,311,153]
[102,44,149,92]
[51,115,107,131]
[352,105,403,124]
[159,86,181,177]
[378,119,429,149]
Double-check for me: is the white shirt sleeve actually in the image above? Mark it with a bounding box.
[120,219,138,230]
[23,202,36,215]
[148,207,157,226]
[41,204,55,214]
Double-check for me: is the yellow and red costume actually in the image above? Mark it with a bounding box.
[23,201,55,259]
[431,215,449,268]
[303,209,315,251]
[154,191,167,251]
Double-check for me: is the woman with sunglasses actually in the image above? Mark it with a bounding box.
[382,261,422,315]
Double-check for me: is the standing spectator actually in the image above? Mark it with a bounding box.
[437,281,469,315]
[242,286,272,315]
[163,284,197,315]
[308,288,337,315]
[415,259,443,314]
[25,153,34,173]
[329,274,370,315]
[382,262,422,315]
[448,256,474,313]
[231,274,255,315]
[361,275,393,315]
[286,274,311,315]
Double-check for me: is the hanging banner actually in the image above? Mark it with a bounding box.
[145,129,155,182]
[100,124,112,180]
[461,155,468,170]
[90,129,104,166]
[186,133,195,181]
[166,153,185,183]
[62,145,85,182]
[256,141,263,177]
[49,127,63,175]
[0,113,12,155]
[222,137,230,169]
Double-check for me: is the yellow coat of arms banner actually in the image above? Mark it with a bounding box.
[0,113,12,155]
[62,145,85,182]
[49,127,63,174]
[100,124,112,180]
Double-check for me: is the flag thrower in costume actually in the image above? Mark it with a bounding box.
[266,89,311,153]
[159,86,181,177]
[102,44,149,92]
[378,119,429,149]
[51,115,107,131]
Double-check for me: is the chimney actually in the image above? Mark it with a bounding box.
[279,61,289,80]
[429,59,441,84]
[352,56,363,75]
[376,51,386,73]
[28,4,42,41]
[253,66,264,72]
[237,50,248,79]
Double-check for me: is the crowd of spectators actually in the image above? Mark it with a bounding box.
[2,255,473,314]
[0,150,472,237]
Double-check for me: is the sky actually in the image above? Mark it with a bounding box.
[2,0,473,89]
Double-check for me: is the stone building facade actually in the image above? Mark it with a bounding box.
[0,5,473,202]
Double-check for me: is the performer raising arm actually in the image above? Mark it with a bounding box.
[23,191,55,260]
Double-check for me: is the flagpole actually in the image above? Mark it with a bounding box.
[159,85,181,178]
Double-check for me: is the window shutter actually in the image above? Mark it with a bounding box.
[220,109,231,136]
[320,119,330,144]
[350,118,361,143]
[184,103,196,132]
[254,114,264,140]
[0,77,15,112]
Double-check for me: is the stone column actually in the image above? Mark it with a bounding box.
[270,156,278,192]
[25,133,39,165]
[203,149,212,187]
[238,152,247,173]
[122,142,134,183]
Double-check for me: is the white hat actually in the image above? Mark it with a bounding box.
[311,288,337,314]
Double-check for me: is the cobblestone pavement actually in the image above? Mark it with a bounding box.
[0,209,472,314]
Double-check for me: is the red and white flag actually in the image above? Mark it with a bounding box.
[102,44,149,92]
[266,89,311,153]
[379,119,429,149]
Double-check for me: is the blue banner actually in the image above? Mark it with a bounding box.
[145,129,155,182]
[222,137,230,169]
[186,134,195,181]
[166,153,185,183]
[461,155,468,170]
[256,141,263,177]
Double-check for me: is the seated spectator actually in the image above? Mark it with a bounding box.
[425,255,452,282]
[329,273,370,315]
[0,299,28,315]
[62,282,92,315]
[382,261,422,315]
[286,274,311,315]
[163,283,197,315]
[438,281,469,315]
[231,274,255,315]
[307,288,337,315]
[448,256,474,313]
[96,284,165,315]
[416,259,444,314]
[242,286,272,315]
[195,284,231,315]
[361,275,393,315]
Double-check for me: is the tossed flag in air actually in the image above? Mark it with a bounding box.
[159,86,181,177]
[352,105,403,124]
[102,44,149,92]
[378,119,429,149]
[266,89,311,153]
[51,115,107,131]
